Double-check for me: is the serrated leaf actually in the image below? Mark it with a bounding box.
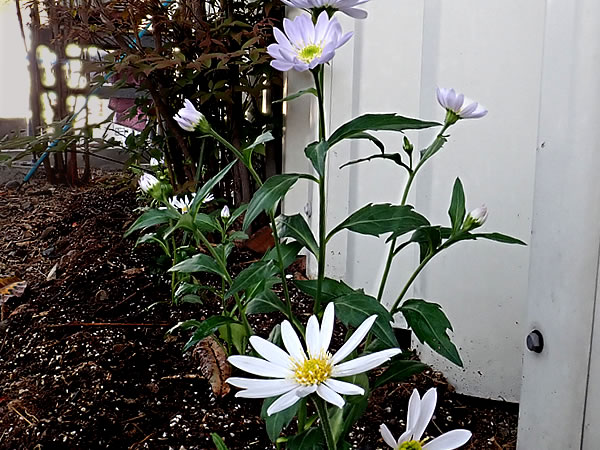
[261,397,301,442]
[124,208,179,237]
[246,289,287,315]
[192,336,231,397]
[373,359,429,389]
[243,174,304,230]
[332,293,399,349]
[329,204,429,240]
[225,261,279,299]
[273,87,317,104]
[294,278,354,301]
[400,299,462,366]
[448,178,466,233]
[169,253,227,279]
[304,140,329,178]
[277,214,319,256]
[328,113,441,148]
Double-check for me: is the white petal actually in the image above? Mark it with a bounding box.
[424,430,472,450]
[324,378,364,396]
[305,315,321,357]
[413,388,437,441]
[397,428,414,444]
[316,383,345,409]
[228,377,297,398]
[407,389,421,436]
[267,387,303,416]
[379,424,398,448]
[333,348,401,376]
[228,355,292,378]
[281,320,307,362]
[249,336,293,369]
[331,315,377,365]
[319,302,335,353]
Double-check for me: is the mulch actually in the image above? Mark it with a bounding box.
[0,173,518,449]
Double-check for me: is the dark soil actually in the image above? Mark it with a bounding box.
[0,174,518,449]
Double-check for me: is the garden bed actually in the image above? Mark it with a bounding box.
[0,174,517,449]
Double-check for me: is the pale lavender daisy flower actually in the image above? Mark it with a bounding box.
[267,11,353,72]
[174,99,210,133]
[282,0,370,19]
[436,88,488,124]
[380,388,472,450]
[227,302,401,415]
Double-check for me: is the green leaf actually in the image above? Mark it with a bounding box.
[191,160,237,214]
[340,152,409,171]
[409,226,442,262]
[261,397,301,442]
[294,278,354,302]
[211,433,230,450]
[194,213,219,233]
[448,178,466,233]
[277,214,319,256]
[246,289,287,315]
[344,131,385,153]
[124,208,180,237]
[227,203,248,226]
[373,359,429,389]
[328,113,441,148]
[263,241,303,270]
[286,427,325,450]
[180,294,204,304]
[400,299,463,366]
[166,316,239,352]
[465,232,526,245]
[420,134,447,160]
[273,87,317,104]
[242,131,274,165]
[169,253,227,279]
[304,140,329,178]
[243,174,303,230]
[225,260,279,299]
[332,293,399,349]
[329,204,429,240]
[218,323,247,354]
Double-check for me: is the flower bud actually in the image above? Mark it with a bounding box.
[402,136,413,155]
[138,173,160,193]
[174,99,211,133]
[464,205,488,230]
[221,205,231,220]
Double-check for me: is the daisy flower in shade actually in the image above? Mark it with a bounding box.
[174,99,210,133]
[138,173,160,193]
[169,193,196,214]
[267,11,353,72]
[436,88,488,125]
[380,388,472,450]
[227,302,401,416]
[281,0,370,19]
[202,193,215,204]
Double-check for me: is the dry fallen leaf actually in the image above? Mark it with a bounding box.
[192,336,231,397]
[0,275,27,304]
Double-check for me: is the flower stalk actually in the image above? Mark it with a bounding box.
[314,397,336,450]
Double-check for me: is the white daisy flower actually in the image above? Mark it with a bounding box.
[436,87,487,125]
[227,302,401,416]
[380,388,472,450]
[169,193,196,214]
[138,173,160,193]
[202,193,215,204]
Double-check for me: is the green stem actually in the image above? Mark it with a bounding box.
[376,124,451,303]
[297,397,307,433]
[312,67,328,315]
[209,129,263,187]
[313,397,336,450]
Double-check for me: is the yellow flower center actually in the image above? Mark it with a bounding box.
[292,353,332,385]
[298,44,323,63]
[181,205,189,213]
[398,440,423,450]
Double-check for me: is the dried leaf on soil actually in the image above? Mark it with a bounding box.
[192,336,231,397]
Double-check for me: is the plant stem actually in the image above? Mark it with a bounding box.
[312,67,328,315]
[297,397,307,433]
[313,397,336,450]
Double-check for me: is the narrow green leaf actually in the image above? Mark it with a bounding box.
[176,316,239,351]
[242,132,274,165]
[304,141,329,178]
[448,178,466,233]
[373,359,429,389]
[211,433,230,450]
[273,87,317,104]
[420,134,447,160]
[191,159,237,214]
[340,152,409,171]
[246,289,287,315]
[465,232,526,245]
[169,253,227,279]
[278,214,319,256]
[400,299,463,366]
[332,293,399,349]
[286,427,325,450]
[194,213,219,232]
[124,208,179,237]
[261,397,301,442]
[408,226,442,262]
[294,278,354,301]
[263,241,303,270]
[344,131,385,153]
[225,260,279,299]
[166,319,202,335]
[329,204,429,240]
[243,174,305,230]
[328,113,441,148]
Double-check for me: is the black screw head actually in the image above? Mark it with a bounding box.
[526,330,544,353]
